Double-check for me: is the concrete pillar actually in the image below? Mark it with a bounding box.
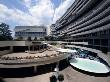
[38,45,39,50]
[28,46,30,53]
[34,66,37,73]
[107,52,110,66]
[54,62,60,78]
[10,46,13,52]
[107,52,110,55]
[56,62,59,68]
[108,39,110,52]
[32,45,34,51]
[93,39,94,45]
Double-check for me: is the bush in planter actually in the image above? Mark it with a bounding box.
[50,75,57,82]
[58,74,64,82]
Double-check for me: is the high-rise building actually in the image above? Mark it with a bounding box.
[50,24,56,36]
[14,26,47,40]
[46,26,51,36]
[54,0,110,65]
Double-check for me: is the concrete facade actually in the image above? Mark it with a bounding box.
[14,26,47,40]
[54,0,110,65]
[0,41,31,56]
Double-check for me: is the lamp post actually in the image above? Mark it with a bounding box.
[54,62,59,79]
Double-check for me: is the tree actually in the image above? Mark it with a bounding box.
[34,37,37,41]
[0,23,13,41]
[44,36,56,41]
[50,75,57,82]
[15,36,23,41]
[27,37,32,41]
[58,74,64,82]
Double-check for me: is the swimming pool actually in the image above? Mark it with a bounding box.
[69,58,110,73]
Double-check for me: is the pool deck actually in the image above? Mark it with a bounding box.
[1,66,110,82]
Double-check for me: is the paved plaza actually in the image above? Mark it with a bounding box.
[0,66,110,82]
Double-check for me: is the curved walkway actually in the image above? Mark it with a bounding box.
[1,66,110,82]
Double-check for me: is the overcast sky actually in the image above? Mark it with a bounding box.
[0,0,75,33]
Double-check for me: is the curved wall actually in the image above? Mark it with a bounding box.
[54,0,110,65]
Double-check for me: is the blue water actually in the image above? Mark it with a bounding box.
[70,58,110,73]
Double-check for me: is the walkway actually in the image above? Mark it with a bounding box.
[0,66,110,82]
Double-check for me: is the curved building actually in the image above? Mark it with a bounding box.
[54,0,110,65]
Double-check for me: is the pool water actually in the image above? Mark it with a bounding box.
[70,58,110,73]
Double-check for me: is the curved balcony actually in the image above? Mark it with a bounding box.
[67,0,109,31]
[67,7,110,34]
[71,23,110,37]
[58,0,81,23]
[63,0,85,20]
[69,15,110,35]
[56,0,91,30]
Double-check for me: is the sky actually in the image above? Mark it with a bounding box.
[0,0,75,35]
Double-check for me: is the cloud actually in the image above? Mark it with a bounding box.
[53,0,75,23]
[0,0,75,28]
[29,0,54,25]
[23,0,32,8]
[0,0,54,26]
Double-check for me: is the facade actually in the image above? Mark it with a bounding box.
[14,26,47,40]
[54,0,110,64]
[46,26,51,36]
[50,24,56,36]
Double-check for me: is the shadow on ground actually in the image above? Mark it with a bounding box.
[0,59,69,78]
[0,79,5,82]
[71,65,110,77]
[0,63,55,78]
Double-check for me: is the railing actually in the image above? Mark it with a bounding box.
[71,23,110,37]
[66,0,109,32]
[70,15,110,35]
[68,7,110,34]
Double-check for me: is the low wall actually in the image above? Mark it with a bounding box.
[0,41,31,47]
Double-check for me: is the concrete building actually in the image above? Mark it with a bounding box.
[46,26,51,36]
[50,24,56,36]
[54,0,110,65]
[14,26,47,40]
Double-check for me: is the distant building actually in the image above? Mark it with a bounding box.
[14,26,46,40]
[46,26,51,36]
[50,24,56,36]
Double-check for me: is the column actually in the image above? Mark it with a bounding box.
[54,62,60,78]
[28,46,30,53]
[10,46,13,53]
[107,39,110,57]
[34,66,37,73]
[32,45,34,51]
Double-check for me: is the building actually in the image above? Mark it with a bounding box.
[50,24,56,36]
[14,26,47,40]
[46,26,51,36]
[54,0,110,65]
